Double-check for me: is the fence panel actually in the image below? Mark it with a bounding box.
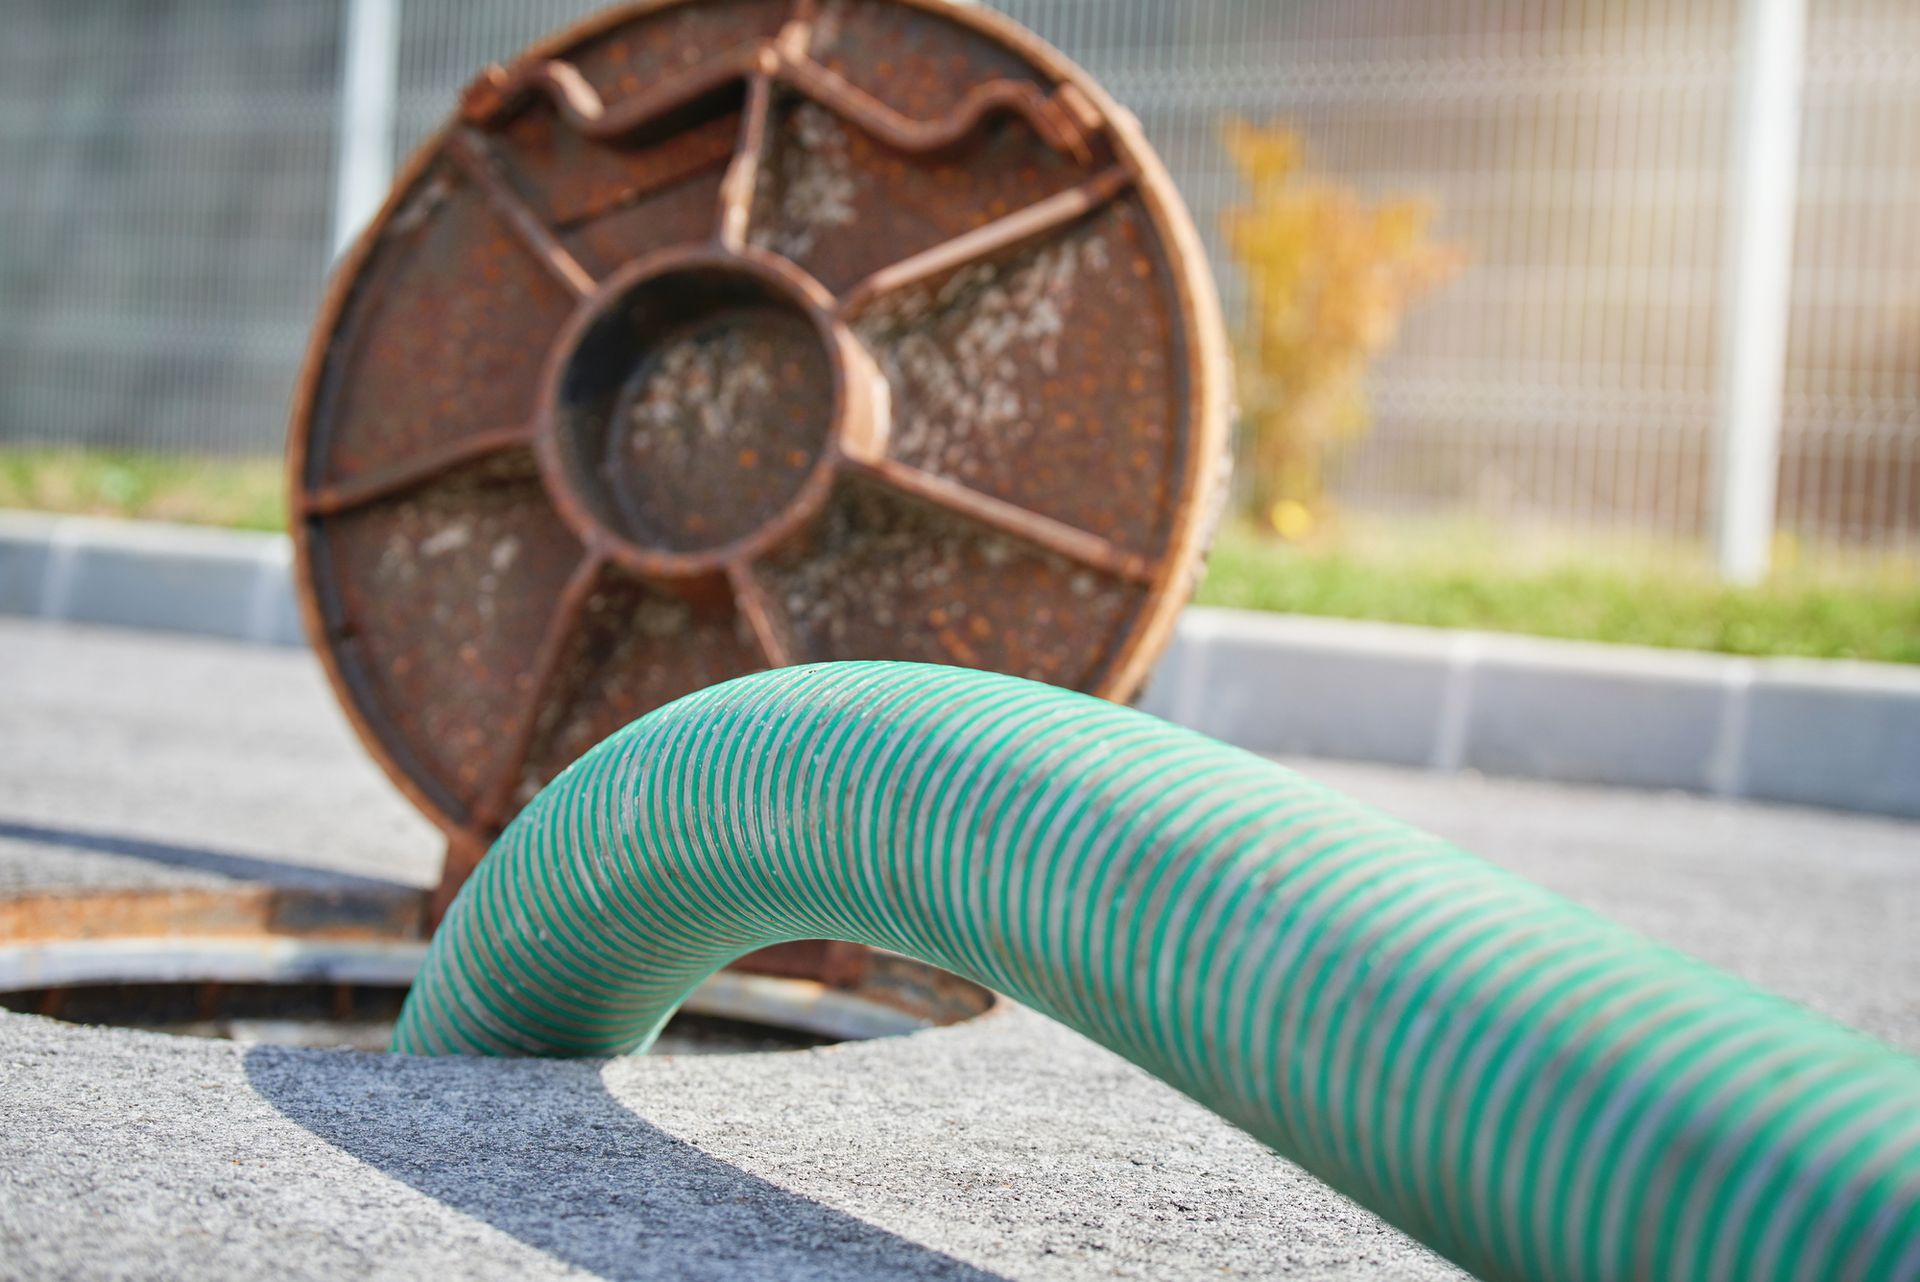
[0,0,1913,565]
[0,1,338,455]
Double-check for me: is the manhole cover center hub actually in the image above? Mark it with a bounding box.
[543,249,845,564]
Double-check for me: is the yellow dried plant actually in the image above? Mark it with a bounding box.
[1222,119,1462,536]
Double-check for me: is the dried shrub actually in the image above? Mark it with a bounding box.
[1222,119,1462,537]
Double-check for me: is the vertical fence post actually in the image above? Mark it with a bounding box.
[1713,0,1806,583]
[329,0,401,261]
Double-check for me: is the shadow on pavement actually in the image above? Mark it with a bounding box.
[0,818,414,892]
[243,1043,1007,1281]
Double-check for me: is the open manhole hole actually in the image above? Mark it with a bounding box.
[1,951,995,1054]
[1,844,995,1054]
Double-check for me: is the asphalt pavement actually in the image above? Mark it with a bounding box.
[1,617,1915,1280]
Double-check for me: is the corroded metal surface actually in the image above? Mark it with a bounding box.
[0,884,421,950]
[288,0,1230,918]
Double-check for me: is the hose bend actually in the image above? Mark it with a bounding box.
[396,662,1920,1282]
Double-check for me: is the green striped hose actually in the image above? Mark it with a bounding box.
[395,662,1920,1282]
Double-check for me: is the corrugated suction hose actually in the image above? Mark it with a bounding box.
[395,662,1920,1282]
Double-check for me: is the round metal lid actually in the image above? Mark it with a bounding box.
[288,0,1229,900]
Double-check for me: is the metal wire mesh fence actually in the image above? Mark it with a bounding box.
[0,0,1915,568]
[0,1,338,456]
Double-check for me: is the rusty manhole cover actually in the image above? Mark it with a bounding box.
[288,0,1230,915]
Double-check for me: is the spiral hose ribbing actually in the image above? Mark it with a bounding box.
[395,662,1920,1282]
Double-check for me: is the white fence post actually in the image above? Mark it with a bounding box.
[329,0,402,261]
[1713,0,1807,583]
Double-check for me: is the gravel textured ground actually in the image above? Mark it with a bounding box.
[1,618,1915,1280]
[0,619,440,893]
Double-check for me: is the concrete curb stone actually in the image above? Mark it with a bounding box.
[1740,661,1920,817]
[1136,607,1919,821]
[0,510,303,648]
[1170,610,1453,768]
[1460,634,1735,794]
[3,510,1915,819]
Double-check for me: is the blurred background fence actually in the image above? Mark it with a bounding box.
[2,0,1916,576]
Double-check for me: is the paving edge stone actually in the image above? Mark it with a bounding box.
[3,510,1916,819]
[1132,614,1919,822]
[0,510,301,648]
